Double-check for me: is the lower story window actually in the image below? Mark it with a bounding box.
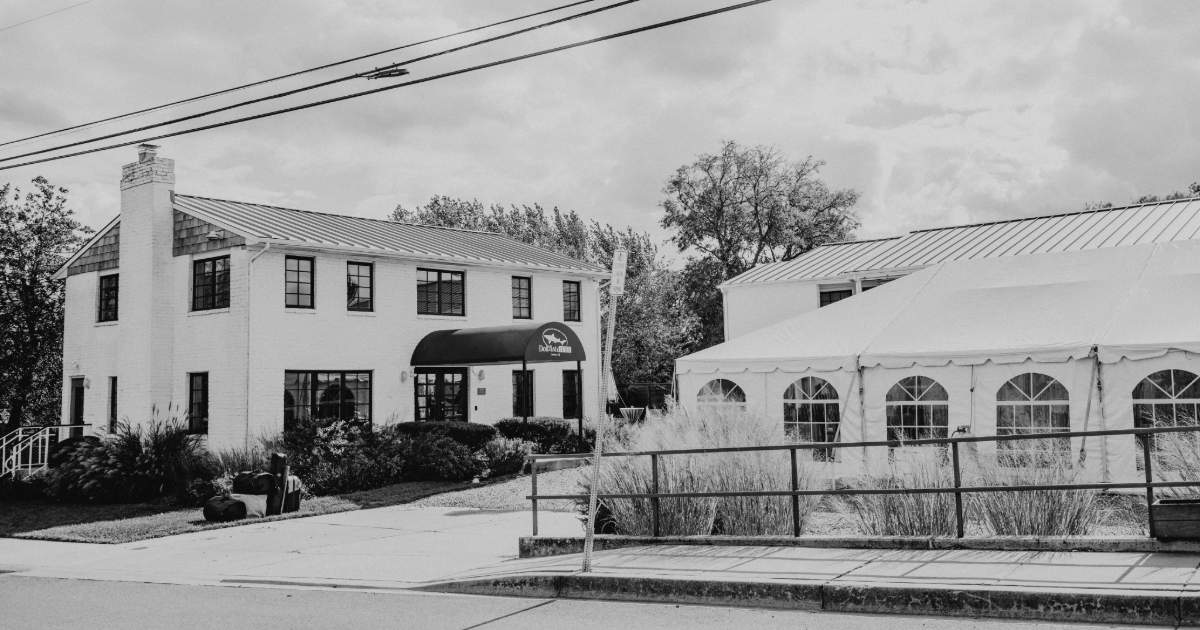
[188,373,209,435]
[563,370,581,419]
[108,376,118,433]
[513,370,534,418]
[284,371,372,431]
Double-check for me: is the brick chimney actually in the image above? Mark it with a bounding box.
[118,144,176,423]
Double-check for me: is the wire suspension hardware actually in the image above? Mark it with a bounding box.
[0,0,602,150]
[0,0,643,165]
[0,0,775,172]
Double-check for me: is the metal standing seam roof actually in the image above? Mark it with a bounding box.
[721,237,901,286]
[723,197,1200,285]
[173,194,608,276]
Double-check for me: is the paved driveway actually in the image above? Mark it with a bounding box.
[0,507,581,589]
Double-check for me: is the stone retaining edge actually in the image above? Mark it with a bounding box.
[418,573,1200,626]
[519,535,1200,558]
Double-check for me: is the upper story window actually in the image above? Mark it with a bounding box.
[563,281,581,322]
[285,256,314,308]
[347,262,373,312]
[417,268,464,316]
[98,274,119,322]
[512,276,532,319]
[192,256,230,311]
[819,288,853,308]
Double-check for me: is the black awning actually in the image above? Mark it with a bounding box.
[411,321,587,366]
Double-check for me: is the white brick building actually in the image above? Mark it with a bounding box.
[53,146,606,450]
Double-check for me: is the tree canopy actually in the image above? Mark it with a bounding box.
[0,177,91,432]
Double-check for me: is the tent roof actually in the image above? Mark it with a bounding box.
[411,321,586,366]
[678,240,1200,374]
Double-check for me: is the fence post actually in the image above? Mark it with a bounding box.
[651,454,660,538]
[790,448,800,537]
[1144,434,1156,539]
[951,441,964,539]
[531,459,539,536]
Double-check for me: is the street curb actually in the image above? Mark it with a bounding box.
[519,535,1200,558]
[418,573,1200,626]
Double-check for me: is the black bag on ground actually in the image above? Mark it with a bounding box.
[281,475,302,514]
[232,471,276,495]
[203,496,247,522]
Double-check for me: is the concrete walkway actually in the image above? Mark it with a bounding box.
[0,506,580,589]
[426,544,1200,625]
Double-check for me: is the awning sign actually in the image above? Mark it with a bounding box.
[610,248,628,296]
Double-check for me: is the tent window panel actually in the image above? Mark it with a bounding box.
[1133,370,1200,469]
[996,372,1070,468]
[697,379,746,405]
[783,377,840,461]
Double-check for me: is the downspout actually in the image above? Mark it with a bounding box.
[245,243,270,448]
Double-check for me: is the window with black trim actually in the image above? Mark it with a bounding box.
[819,289,853,308]
[188,373,208,435]
[347,262,373,312]
[512,276,532,319]
[286,256,314,308]
[563,281,581,322]
[98,274,119,322]
[562,370,581,419]
[284,371,372,431]
[513,370,534,417]
[192,256,230,311]
[417,268,464,315]
[108,376,118,433]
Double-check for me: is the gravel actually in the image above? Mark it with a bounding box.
[409,468,587,513]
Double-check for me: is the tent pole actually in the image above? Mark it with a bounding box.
[522,358,528,425]
[1097,359,1110,482]
[857,357,867,468]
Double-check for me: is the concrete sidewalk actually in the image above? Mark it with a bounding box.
[0,506,579,590]
[424,544,1200,626]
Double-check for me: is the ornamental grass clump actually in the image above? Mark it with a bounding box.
[966,442,1106,537]
[1148,430,1200,499]
[840,446,958,537]
[584,404,819,536]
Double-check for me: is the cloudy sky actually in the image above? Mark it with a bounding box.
[1,0,1198,262]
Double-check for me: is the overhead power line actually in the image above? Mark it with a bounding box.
[0,0,98,35]
[0,0,641,165]
[0,0,775,172]
[0,0,599,150]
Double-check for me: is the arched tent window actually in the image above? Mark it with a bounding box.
[783,377,839,461]
[996,373,1069,466]
[697,379,746,407]
[885,376,949,442]
[1133,370,1200,466]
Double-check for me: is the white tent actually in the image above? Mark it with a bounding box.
[676,240,1200,481]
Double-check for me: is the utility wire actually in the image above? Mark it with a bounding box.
[0,0,97,34]
[0,0,598,150]
[0,0,640,164]
[0,0,775,172]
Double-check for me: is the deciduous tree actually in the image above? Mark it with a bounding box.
[0,177,91,433]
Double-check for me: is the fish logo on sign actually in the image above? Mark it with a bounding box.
[539,328,572,355]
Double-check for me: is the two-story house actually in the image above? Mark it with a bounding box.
[53,145,607,450]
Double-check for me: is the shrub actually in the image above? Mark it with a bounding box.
[840,448,958,537]
[584,405,817,536]
[481,437,532,478]
[281,417,406,495]
[401,433,485,481]
[1147,431,1200,499]
[496,417,591,453]
[42,419,216,505]
[0,474,46,501]
[392,421,496,451]
[967,445,1105,537]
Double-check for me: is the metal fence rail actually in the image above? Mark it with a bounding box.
[526,425,1200,538]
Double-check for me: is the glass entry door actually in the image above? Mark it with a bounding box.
[414,369,468,421]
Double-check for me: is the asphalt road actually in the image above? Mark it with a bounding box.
[0,575,1171,630]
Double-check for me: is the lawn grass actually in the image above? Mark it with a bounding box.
[0,480,465,545]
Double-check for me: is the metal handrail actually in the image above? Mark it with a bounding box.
[526,424,1199,538]
[1,424,91,478]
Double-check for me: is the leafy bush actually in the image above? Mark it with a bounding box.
[281,417,406,495]
[42,419,217,505]
[481,438,532,478]
[496,417,591,454]
[401,433,485,481]
[392,421,496,451]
